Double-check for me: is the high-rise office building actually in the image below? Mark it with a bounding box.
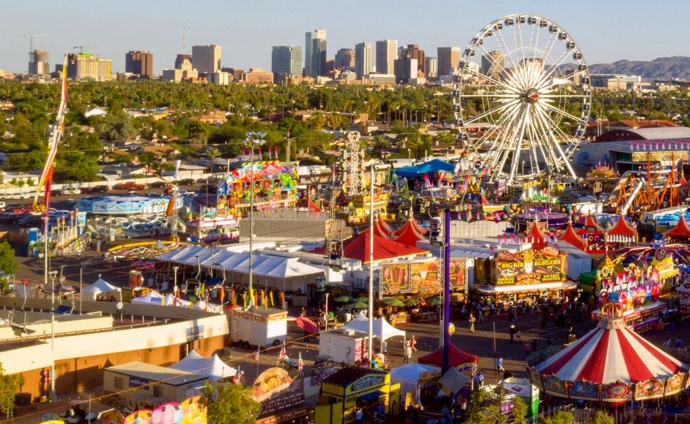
[481,50,505,80]
[425,57,438,79]
[376,40,398,75]
[437,47,460,77]
[66,53,112,81]
[28,50,49,75]
[175,54,192,70]
[192,45,221,73]
[125,51,154,78]
[400,44,426,76]
[271,46,303,77]
[394,57,418,84]
[304,29,327,77]
[355,42,374,78]
[334,48,355,71]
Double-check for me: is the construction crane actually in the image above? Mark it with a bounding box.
[24,34,51,52]
[73,46,96,54]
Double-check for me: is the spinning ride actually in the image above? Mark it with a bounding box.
[453,14,591,186]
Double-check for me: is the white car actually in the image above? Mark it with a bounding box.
[0,202,6,210]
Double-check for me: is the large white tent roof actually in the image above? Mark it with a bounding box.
[340,312,406,342]
[81,276,122,301]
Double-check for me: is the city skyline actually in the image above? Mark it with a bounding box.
[1,0,689,75]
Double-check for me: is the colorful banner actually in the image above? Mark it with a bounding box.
[381,259,467,294]
[494,248,567,286]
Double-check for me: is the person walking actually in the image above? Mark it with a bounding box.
[509,325,516,344]
[355,407,364,424]
[677,336,683,349]
[515,327,522,343]
[476,304,485,322]
[532,339,538,353]
[665,337,672,348]
[496,357,505,373]
[410,335,417,351]
[524,342,531,358]
[403,344,412,363]
[469,313,476,333]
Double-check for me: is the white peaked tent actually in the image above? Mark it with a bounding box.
[390,363,441,407]
[340,312,407,342]
[131,291,163,305]
[81,276,122,301]
[169,350,237,380]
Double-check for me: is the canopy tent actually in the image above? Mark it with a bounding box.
[664,213,690,242]
[339,312,406,342]
[390,362,441,407]
[530,309,690,401]
[417,343,477,368]
[438,366,469,394]
[310,227,429,264]
[169,350,236,380]
[374,220,393,239]
[131,291,164,305]
[156,247,325,291]
[606,215,638,238]
[393,220,428,247]
[295,316,319,334]
[394,158,457,178]
[377,216,393,235]
[559,224,587,251]
[523,221,549,250]
[81,276,122,301]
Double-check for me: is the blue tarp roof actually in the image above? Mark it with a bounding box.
[394,158,456,178]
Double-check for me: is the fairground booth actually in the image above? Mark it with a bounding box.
[316,368,400,424]
[254,367,312,424]
[476,224,576,309]
[390,363,441,409]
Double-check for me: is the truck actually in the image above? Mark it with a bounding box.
[229,306,288,349]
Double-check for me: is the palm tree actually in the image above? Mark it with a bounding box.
[206,146,222,179]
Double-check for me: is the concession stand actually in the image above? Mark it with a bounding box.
[315,368,400,424]
[476,244,574,308]
[254,368,312,424]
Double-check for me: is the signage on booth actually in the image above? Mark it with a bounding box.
[494,248,566,286]
[186,325,204,341]
[349,375,384,394]
[232,309,287,323]
[129,377,149,388]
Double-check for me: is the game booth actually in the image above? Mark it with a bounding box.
[254,367,312,424]
[389,363,441,410]
[316,368,400,424]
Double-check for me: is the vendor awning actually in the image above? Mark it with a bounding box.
[477,281,577,294]
[359,390,385,401]
[394,158,456,178]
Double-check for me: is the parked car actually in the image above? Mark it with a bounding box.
[92,185,109,193]
[199,184,218,194]
[178,178,196,186]
[149,181,167,188]
[127,189,142,195]
[114,182,146,190]
[51,189,64,197]
[62,187,81,195]
[0,202,6,211]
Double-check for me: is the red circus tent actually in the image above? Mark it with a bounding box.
[524,222,548,250]
[393,220,428,247]
[310,227,429,264]
[531,311,689,401]
[307,198,321,212]
[374,220,393,239]
[559,224,587,251]
[418,343,477,368]
[606,215,638,237]
[377,215,393,235]
[664,213,690,241]
[584,214,600,230]
[393,218,429,237]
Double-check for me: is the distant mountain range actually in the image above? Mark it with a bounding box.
[585,56,690,80]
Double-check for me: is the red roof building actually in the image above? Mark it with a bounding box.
[559,224,587,251]
[393,220,428,247]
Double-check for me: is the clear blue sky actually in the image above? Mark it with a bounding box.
[1,0,687,75]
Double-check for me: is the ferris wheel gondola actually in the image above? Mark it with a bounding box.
[453,14,592,186]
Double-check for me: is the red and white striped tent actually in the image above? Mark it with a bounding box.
[528,306,690,402]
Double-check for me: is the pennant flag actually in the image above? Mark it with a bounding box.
[232,369,242,385]
[259,146,263,161]
[277,344,286,363]
[241,148,246,161]
[268,147,272,160]
[251,347,260,361]
[298,352,304,373]
[275,145,279,158]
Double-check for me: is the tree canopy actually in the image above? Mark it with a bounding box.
[201,381,260,424]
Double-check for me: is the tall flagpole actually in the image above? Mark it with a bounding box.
[368,166,374,365]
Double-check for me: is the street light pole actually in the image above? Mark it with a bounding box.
[173,266,179,297]
[49,270,57,401]
[244,132,266,310]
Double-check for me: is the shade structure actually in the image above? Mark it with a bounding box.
[418,343,477,368]
[529,306,690,402]
[559,223,587,251]
[390,362,441,406]
[348,300,369,310]
[394,158,457,178]
[393,218,428,237]
[606,215,638,238]
[81,276,122,301]
[295,316,319,334]
[384,298,406,307]
[664,213,690,241]
[340,312,406,343]
[393,220,428,247]
[377,216,393,235]
[334,295,352,303]
[438,367,468,394]
[170,350,236,380]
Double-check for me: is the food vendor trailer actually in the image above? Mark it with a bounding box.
[229,306,288,348]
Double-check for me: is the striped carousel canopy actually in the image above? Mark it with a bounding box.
[530,305,690,401]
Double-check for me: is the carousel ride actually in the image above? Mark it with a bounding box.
[528,303,690,403]
[453,14,591,187]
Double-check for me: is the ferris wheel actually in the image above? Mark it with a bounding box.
[453,14,592,186]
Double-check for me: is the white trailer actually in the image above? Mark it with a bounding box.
[229,306,288,349]
[319,328,370,365]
